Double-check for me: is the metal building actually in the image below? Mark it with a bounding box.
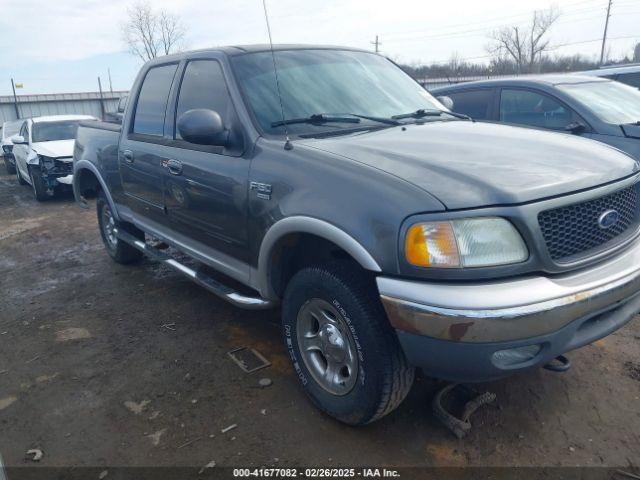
[0,90,128,123]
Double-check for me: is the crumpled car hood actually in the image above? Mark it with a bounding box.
[32,139,74,159]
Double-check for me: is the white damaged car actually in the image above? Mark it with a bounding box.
[12,114,97,201]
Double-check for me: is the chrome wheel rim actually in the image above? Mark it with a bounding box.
[296,298,358,396]
[101,204,118,249]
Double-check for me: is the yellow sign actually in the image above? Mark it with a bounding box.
[14,83,23,88]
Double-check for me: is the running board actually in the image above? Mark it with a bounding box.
[115,228,275,310]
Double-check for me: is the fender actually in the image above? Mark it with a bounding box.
[26,149,39,165]
[257,216,382,299]
[73,160,121,221]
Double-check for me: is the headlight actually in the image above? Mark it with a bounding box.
[405,217,528,268]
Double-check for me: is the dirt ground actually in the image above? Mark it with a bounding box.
[1,169,639,472]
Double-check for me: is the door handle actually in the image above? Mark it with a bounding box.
[122,150,134,163]
[165,159,183,176]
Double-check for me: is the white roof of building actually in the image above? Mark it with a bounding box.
[31,114,97,123]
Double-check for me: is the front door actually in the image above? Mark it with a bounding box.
[120,63,179,223]
[162,59,250,261]
[12,121,30,179]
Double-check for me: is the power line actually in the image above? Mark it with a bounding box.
[381,0,608,40]
[383,5,611,44]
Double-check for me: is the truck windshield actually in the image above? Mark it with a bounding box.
[558,81,640,125]
[32,120,82,143]
[231,49,444,135]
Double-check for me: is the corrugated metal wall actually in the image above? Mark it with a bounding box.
[0,90,128,123]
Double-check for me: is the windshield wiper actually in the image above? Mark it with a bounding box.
[271,112,403,128]
[392,109,473,121]
[342,113,402,126]
[271,114,360,128]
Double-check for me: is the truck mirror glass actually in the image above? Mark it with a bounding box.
[177,109,228,146]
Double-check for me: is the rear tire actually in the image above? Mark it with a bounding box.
[97,190,144,264]
[28,166,51,201]
[3,156,16,175]
[282,261,415,425]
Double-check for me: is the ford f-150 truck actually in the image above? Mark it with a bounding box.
[73,45,640,425]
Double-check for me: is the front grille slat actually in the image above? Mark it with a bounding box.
[538,185,639,262]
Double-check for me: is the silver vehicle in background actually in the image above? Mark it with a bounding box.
[1,120,23,174]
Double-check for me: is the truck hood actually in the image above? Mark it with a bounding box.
[300,121,639,209]
[32,139,74,158]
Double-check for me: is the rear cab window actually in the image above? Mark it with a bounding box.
[447,89,494,120]
[132,63,179,136]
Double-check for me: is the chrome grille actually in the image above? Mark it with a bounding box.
[538,185,639,261]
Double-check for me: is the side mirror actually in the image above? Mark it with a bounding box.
[565,121,586,134]
[437,95,454,110]
[10,134,26,145]
[177,109,228,146]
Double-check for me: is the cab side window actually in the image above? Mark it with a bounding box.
[19,122,28,140]
[617,73,640,89]
[174,60,233,140]
[133,63,178,136]
[447,89,493,120]
[500,89,573,130]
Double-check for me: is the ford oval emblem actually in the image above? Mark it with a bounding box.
[598,209,620,229]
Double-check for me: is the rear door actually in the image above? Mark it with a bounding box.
[161,58,250,261]
[445,88,496,121]
[119,63,178,223]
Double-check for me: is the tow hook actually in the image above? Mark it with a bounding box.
[432,383,496,439]
[543,355,571,373]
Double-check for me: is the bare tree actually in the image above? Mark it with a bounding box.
[634,43,640,63]
[487,7,560,74]
[122,1,186,61]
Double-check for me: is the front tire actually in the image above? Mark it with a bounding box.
[97,190,144,264]
[16,164,27,185]
[282,261,415,425]
[28,166,51,201]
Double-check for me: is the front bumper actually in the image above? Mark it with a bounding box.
[378,237,640,382]
[55,174,73,185]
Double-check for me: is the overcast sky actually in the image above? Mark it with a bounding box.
[0,0,638,96]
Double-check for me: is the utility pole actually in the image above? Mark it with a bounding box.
[108,68,113,93]
[371,35,381,53]
[97,77,106,120]
[10,78,20,119]
[599,0,612,66]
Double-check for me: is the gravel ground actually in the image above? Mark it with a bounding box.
[0,169,639,472]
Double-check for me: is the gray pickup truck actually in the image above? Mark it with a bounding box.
[73,45,640,425]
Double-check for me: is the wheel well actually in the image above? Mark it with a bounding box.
[76,168,101,199]
[268,233,366,298]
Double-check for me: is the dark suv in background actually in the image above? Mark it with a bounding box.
[433,75,640,161]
